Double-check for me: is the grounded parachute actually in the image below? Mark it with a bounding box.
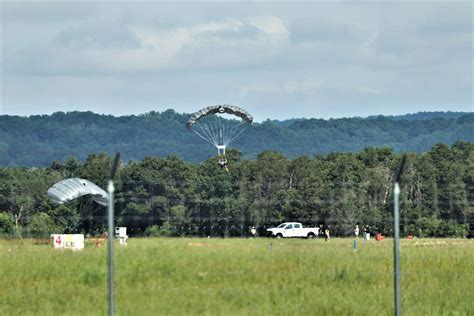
[47,178,108,206]
[186,105,253,155]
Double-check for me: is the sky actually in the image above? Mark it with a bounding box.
[1,1,472,121]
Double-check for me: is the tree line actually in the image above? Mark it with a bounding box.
[0,110,472,166]
[0,142,472,238]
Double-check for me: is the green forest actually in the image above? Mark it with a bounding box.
[0,110,472,166]
[0,142,472,238]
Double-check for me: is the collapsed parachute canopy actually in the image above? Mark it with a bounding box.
[47,178,108,206]
[186,105,253,155]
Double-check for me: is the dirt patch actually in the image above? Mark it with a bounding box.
[188,242,207,247]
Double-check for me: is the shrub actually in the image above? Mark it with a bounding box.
[0,212,14,235]
[145,221,176,237]
[28,212,58,238]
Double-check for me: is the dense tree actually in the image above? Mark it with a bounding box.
[0,111,472,167]
[0,143,472,238]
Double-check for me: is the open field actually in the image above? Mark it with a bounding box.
[1,238,473,315]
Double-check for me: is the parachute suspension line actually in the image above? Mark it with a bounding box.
[228,122,248,145]
[188,107,252,155]
[186,105,252,155]
[203,118,246,149]
[223,120,234,146]
[219,118,226,146]
[220,115,230,146]
[190,129,214,147]
[219,115,224,146]
[191,122,218,147]
[204,122,220,147]
[209,118,221,146]
[209,116,225,155]
[226,120,247,146]
[224,119,236,145]
[213,116,242,148]
[213,115,221,146]
[226,121,241,144]
[193,122,215,146]
[205,118,216,143]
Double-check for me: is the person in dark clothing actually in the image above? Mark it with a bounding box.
[324,225,330,241]
[319,224,324,238]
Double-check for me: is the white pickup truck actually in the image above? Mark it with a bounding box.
[266,222,320,239]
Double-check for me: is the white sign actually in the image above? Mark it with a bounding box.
[115,227,128,245]
[114,227,127,238]
[51,234,84,250]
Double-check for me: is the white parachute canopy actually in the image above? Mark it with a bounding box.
[47,178,109,206]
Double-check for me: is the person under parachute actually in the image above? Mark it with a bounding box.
[217,155,229,172]
[186,105,253,172]
[47,178,109,234]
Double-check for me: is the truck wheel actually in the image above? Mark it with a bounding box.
[276,234,283,239]
[307,233,315,239]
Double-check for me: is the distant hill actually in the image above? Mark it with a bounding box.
[368,111,469,121]
[0,110,472,166]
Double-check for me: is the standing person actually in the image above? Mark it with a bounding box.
[250,226,257,238]
[354,224,360,238]
[364,225,370,240]
[325,225,330,241]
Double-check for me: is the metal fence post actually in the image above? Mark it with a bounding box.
[393,154,406,316]
[108,180,115,316]
[393,182,401,316]
[107,153,120,316]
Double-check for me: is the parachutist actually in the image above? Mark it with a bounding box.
[218,156,229,172]
[186,105,252,174]
[186,105,252,167]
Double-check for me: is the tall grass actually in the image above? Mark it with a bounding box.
[1,238,473,315]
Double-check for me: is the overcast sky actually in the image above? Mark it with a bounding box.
[1,1,472,121]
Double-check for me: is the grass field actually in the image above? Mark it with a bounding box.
[1,237,473,315]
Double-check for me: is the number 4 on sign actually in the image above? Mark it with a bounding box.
[55,236,62,245]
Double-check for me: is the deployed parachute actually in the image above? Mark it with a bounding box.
[186,105,253,155]
[47,178,108,206]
